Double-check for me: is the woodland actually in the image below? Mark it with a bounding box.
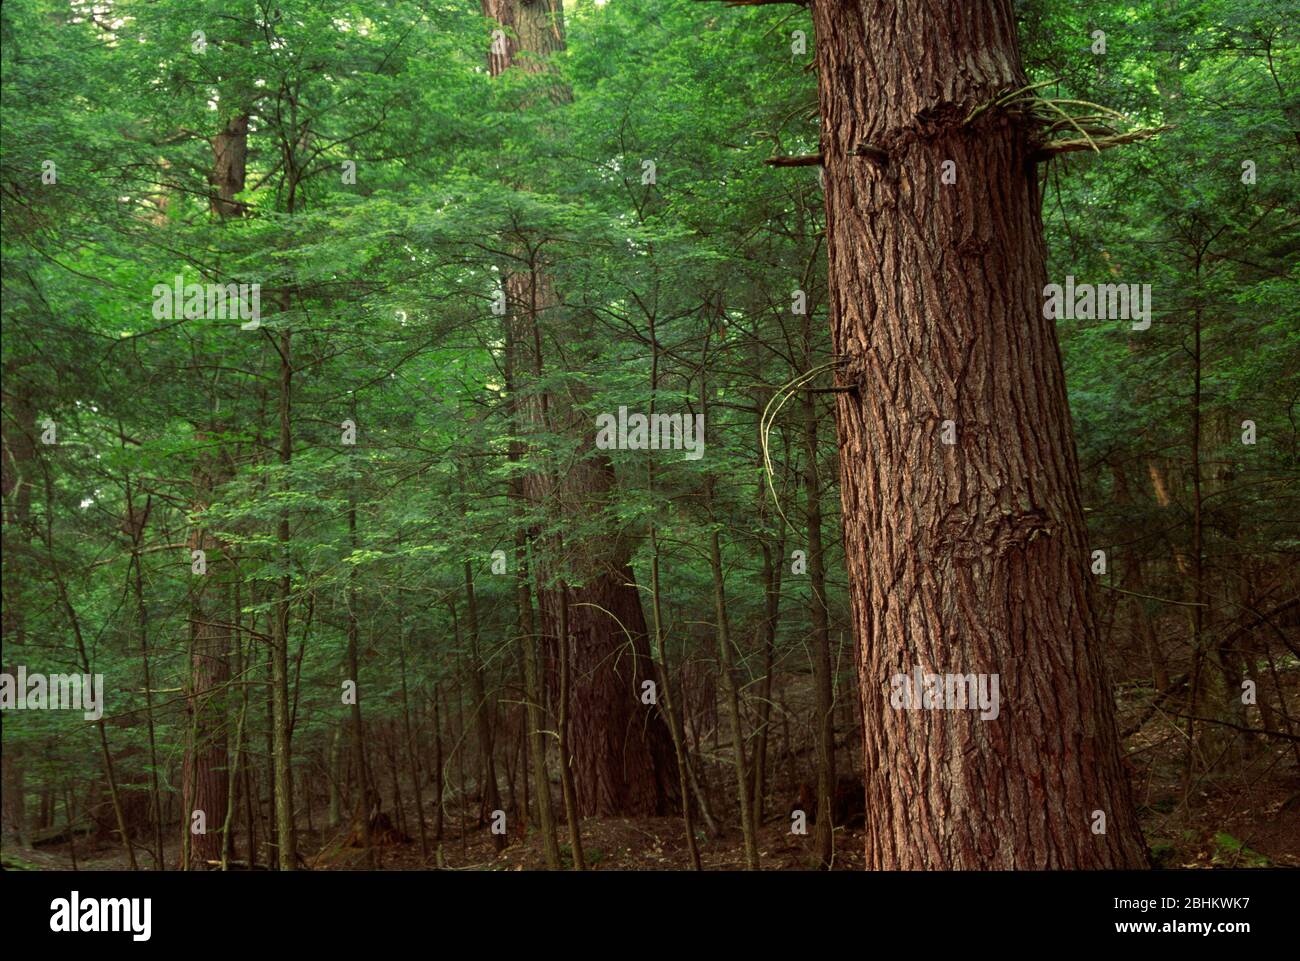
[1,0,1297,873]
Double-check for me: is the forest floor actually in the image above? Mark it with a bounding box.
[1120,718,1300,869]
[8,665,1298,872]
[10,733,1297,871]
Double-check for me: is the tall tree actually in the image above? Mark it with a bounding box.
[481,0,678,817]
[182,429,231,869]
[810,0,1150,868]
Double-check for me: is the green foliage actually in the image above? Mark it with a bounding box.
[1,0,1294,860]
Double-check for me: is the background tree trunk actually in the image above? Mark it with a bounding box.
[209,114,249,219]
[483,0,677,818]
[0,367,35,849]
[270,328,298,870]
[182,432,230,869]
[462,560,504,850]
[802,387,836,869]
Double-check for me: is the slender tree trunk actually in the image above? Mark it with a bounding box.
[41,465,137,870]
[226,576,251,865]
[802,385,836,869]
[396,617,429,858]
[1183,278,1216,789]
[649,527,703,871]
[556,583,586,871]
[347,494,376,868]
[707,477,760,870]
[1110,461,1170,691]
[220,688,248,869]
[327,725,343,829]
[264,631,277,860]
[750,526,783,834]
[516,532,560,867]
[384,725,405,837]
[454,664,468,856]
[124,477,165,868]
[463,560,505,851]
[811,0,1149,868]
[646,303,703,869]
[432,686,445,842]
[270,328,298,870]
[64,786,78,870]
[1,364,35,848]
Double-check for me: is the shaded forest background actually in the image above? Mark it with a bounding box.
[1,0,1297,870]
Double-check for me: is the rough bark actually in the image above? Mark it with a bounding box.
[182,434,231,869]
[534,539,678,816]
[480,0,566,79]
[812,0,1149,868]
[484,0,677,817]
[210,114,249,219]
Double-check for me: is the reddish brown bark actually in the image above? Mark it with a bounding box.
[182,434,230,869]
[538,562,679,817]
[209,114,249,219]
[812,0,1149,868]
[512,273,677,816]
[485,0,677,818]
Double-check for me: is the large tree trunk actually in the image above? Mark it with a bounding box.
[505,325,560,866]
[483,0,677,817]
[539,560,678,817]
[812,0,1149,869]
[182,435,230,869]
[180,102,248,869]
